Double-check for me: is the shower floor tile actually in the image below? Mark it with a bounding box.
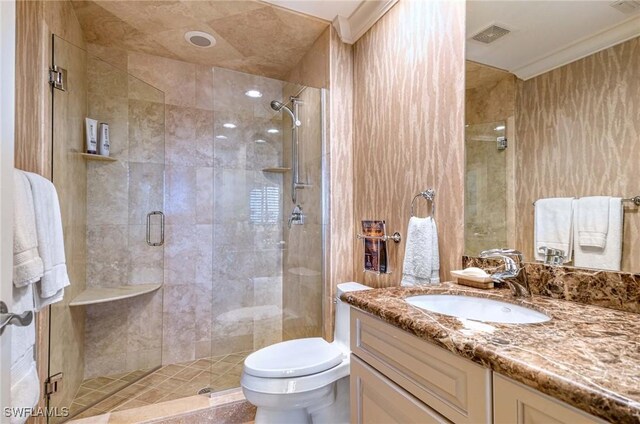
[69,351,252,421]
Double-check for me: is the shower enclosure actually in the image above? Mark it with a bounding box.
[48,36,325,421]
[464,120,514,255]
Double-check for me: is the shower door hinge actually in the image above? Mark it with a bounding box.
[45,372,63,396]
[49,66,67,91]
[497,136,507,150]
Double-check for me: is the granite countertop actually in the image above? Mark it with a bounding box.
[342,283,640,424]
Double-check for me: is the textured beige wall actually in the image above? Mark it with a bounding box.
[515,37,640,272]
[352,0,466,287]
[325,27,355,340]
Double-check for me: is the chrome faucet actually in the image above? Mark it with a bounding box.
[479,249,531,297]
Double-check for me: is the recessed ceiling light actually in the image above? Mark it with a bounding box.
[494,125,505,131]
[267,128,279,134]
[223,123,236,129]
[255,139,266,144]
[185,31,216,48]
[245,90,262,98]
[215,135,228,139]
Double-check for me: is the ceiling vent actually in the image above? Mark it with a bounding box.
[471,25,510,44]
[610,0,640,14]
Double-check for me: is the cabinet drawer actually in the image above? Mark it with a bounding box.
[351,355,450,424]
[351,308,492,424]
[493,374,606,424]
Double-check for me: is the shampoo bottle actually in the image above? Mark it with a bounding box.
[85,118,98,154]
[98,123,110,156]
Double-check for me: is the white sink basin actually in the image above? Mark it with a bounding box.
[406,295,550,324]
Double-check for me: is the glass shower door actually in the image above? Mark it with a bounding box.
[49,35,165,421]
[207,67,325,394]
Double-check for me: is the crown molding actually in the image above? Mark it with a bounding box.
[513,14,640,80]
[332,0,398,44]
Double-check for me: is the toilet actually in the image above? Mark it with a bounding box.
[241,282,371,423]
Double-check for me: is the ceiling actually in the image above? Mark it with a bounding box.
[70,0,329,80]
[467,1,640,79]
[260,0,362,22]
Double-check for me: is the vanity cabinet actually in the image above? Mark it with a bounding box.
[493,374,606,424]
[350,308,604,424]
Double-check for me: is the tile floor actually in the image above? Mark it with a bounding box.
[69,351,251,421]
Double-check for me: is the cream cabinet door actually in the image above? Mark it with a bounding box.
[493,374,607,424]
[351,355,450,424]
[351,309,491,423]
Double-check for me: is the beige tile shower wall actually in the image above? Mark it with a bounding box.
[515,38,640,272]
[285,28,330,89]
[325,28,355,340]
[352,0,466,287]
[465,72,515,125]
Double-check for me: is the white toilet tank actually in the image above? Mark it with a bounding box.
[334,282,371,350]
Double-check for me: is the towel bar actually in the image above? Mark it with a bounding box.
[410,189,435,218]
[356,232,402,243]
[532,195,640,207]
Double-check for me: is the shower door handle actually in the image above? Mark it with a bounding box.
[0,301,33,336]
[146,211,164,246]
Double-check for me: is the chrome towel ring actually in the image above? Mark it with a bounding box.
[410,189,435,218]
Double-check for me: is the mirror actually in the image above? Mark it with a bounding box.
[463,1,640,273]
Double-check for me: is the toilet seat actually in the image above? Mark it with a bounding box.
[244,338,344,378]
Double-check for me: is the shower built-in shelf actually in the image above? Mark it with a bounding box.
[69,283,162,307]
[79,153,117,162]
[262,167,290,173]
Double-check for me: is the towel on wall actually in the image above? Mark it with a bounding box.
[10,347,39,424]
[13,170,44,287]
[534,197,575,263]
[24,171,70,310]
[11,170,40,423]
[10,282,38,424]
[574,198,623,271]
[575,196,610,248]
[401,216,440,286]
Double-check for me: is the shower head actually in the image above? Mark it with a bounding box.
[270,99,301,127]
[270,100,286,111]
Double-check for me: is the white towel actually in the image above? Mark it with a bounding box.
[13,171,44,287]
[401,217,440,286]
[24,171,70,310]
[11,170,40,423]
[534,197,574,263]
[576,196,610,248]
[10,284,38,424]
[10,347,39,424]
[574,198,623,271]
[10,284,35,369]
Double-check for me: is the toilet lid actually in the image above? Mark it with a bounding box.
[243,338,344,378]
